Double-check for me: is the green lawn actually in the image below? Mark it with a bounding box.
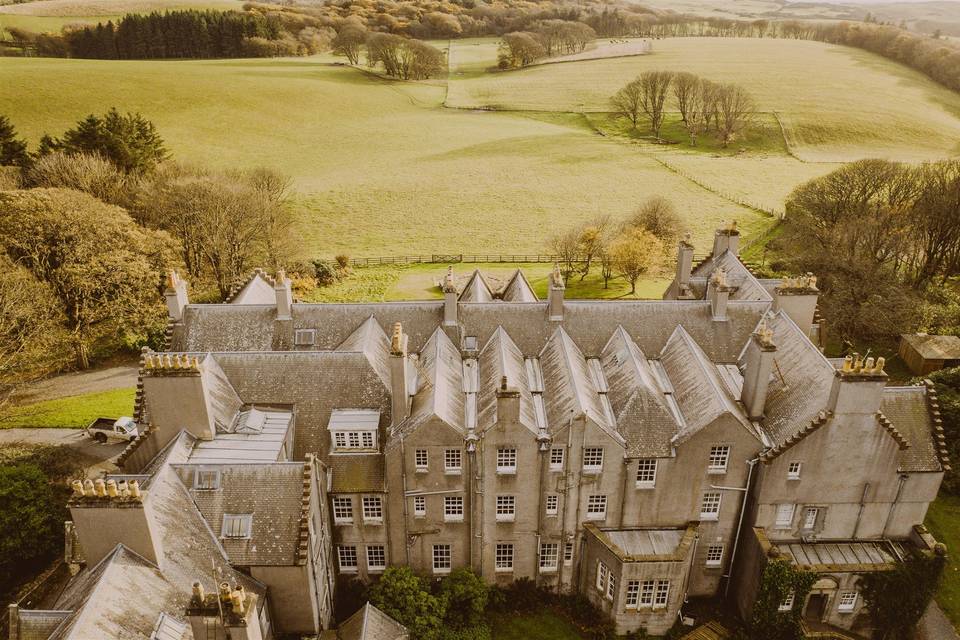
[489,611,584,640]
[0,387,136,429]
[300,263,672,303]
[925,494,960,627]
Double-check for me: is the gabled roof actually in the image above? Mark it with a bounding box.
[398,328,465,436]
[882,386,943,473]
[477,326,538,433]
[659,325,753,444]
[601,326,680,457]
[539,326,609,432]
[338,603,408,640]
[337,316,392,387]
[226,268,277,304]
[754,311,835,447]
[501,269,538,302]
[458,270,494,303]
[691,251,771,302]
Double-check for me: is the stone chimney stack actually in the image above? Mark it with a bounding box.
[496,375,521,425]
[390,323,410,426]
[442,267,458,327]
[675,233,695,299]
[68,477,162,567]
[707,267,731,321]
[164,270,189,322]
[712,221,740,257]
[741,318,777,420]
[827,353,888,416]
[186,582,263,640]
[274,269,293,321]
[774,273,819,337]
[548,264,565,322]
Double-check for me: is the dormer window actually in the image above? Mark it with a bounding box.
[464,336,478,351]
[222,514,252,539]
[328,409,380,452]
[294,329,316,346]
[193,469,221,490]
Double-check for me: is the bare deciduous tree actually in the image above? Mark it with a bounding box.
[629,196,684,244]
[672,71,699,124]
[332,20,367,65]
[715,83,756,147]
[636,70,674,141]
[610,79,644,129]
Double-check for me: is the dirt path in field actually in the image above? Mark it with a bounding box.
[9,360,139,406]
[919,602,960,639]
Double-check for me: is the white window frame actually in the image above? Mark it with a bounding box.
[444,448,462,474]
[221,514,252,539]
[564,542,574,566]
[700,492,722,521]
[635,459,657,488]
[803,507,820,530]
[193,469,221,490]
[606,572,616,601]
[331,429,377,452]
[413,495,426,518]
[549,447,565,471]
[539,542,558,572]
[586,495,607,521]
[787,461,802,480]
[332,497,353,525]
[294,328,316,346]
[496,495,515,522]
[705,544,724,567]
[444,496,464,522]
[432,544,451,574]
[708,445,730,474]
[625,580,640,608]
[495,543,514,572]
[654,580,670,608]
[596,561,608,592]
[639,580,655,607]
[497,448,517,475]
[366,545,386,572]
[337,545,358,572]
[838,591,858,612]
[775,503,795,528]
[545,494,559,516]
[362,496,383,523]
[415,449,428,472]
[583,447,604,473]
[779,591,795,612]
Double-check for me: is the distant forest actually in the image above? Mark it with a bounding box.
[2,0,958,93]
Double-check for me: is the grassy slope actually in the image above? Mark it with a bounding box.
[447,37,960,162]
[0,56,764,257]
[0,387,136,429]
[925,495,960,626]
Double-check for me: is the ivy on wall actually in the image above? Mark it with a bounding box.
[861,550,947,640]
[747,558,817,640]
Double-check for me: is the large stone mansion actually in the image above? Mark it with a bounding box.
[8,225,948,639]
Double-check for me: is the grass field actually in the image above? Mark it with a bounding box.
[447,38,960,162]
[0,0,243,33]
[0,387,136,429]
[489,611,583,640]
[924,495,960,627]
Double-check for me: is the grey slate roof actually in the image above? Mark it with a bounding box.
[691,251,772,302]
[500,269,538,302]
[882,386,942,473]
[458,270,495,302]
[16,611,73,640]
[329,454,386,492]
[783,541,899,569]
[901,333,960,360]
[338,603,408,640]
[604,529,686,557]
[338,316,393,388]
[175,463,308,566]
[399,328,466,436]
[228,270,277,305]
[539,326,609,431]
[477,327,538,432]
[49,431,264,640]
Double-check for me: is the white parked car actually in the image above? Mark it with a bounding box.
[85,417,139,443]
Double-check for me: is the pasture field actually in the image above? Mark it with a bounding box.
[446,37,960,162]
[0,0,243,32]
[0,56,766,257]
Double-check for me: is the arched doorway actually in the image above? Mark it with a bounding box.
[803,577,839,624]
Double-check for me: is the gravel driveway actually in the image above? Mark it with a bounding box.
[9,362,139,406]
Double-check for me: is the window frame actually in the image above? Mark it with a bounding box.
[779,591,795,612]
[337,545,358,572]
[495,543,514,573]
[700,492,722,521]
[582,447,604,473]
[497,447,517,475]
[294,328,316,346]
[596,561,608,592]
[802,506,820,530]
[625,580,640,609]
[444,448,462,474]
[444,495,464,522]
[432,544,452,574]
[563,542,574,566]
[586,494,607,521]
[221,513,252,539]
[705,543,724,567]
[708,445,730,474]
[496,495,516,522]
[362,495,383,524]
[549,447,565,471]
[837,591,858,612]
[193,468,221,491]
[413,495,426,518]
[545,494,559,516]
[332,496,354,525]
[415,449,428,472]
[331,428,377,452]
[787,461,802,480]
[775,503,795,528]
[539,542,559,572]
[653,580,670,608]
[639,580,655,607]
[635,458,657,489]
[366,545,386,572]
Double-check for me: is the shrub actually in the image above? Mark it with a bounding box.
[437,567,488,627]
[312,259,341,286]
[335,254,351,269]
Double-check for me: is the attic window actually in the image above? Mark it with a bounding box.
[235,409,267,434]
[221,514,252,539]
[294,329,317,346]
[464,336,478,351]
[193,469,221,490]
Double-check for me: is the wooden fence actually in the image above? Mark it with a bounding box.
[345,252,712,267]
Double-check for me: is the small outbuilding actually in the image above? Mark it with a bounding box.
[899,333,960,375]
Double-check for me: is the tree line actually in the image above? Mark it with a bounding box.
[496,20,597,69]
[611,71,755,146]
[0,110,298,393]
